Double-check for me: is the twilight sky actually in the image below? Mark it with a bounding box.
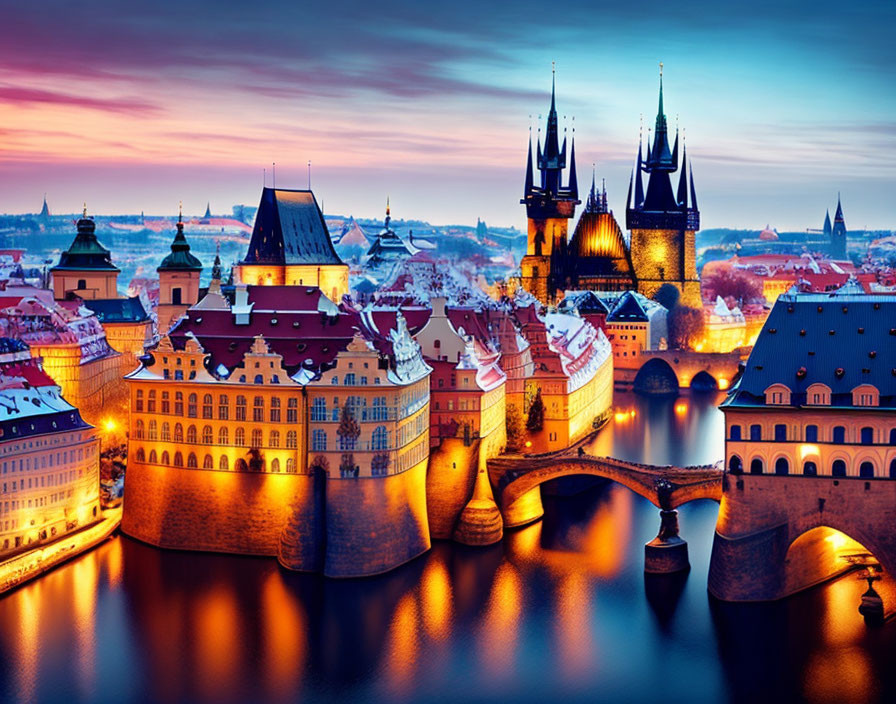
[0,1,893,231]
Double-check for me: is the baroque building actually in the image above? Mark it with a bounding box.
[157,209,203,333]
[0,338,100,556]
[626,68,701,307]
[236,187,349,302]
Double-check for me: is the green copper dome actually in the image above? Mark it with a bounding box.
[158,221,203,272]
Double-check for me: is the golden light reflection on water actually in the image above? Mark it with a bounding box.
[195,585,241,701]
[382,592,421,698]
[420,555,453,641]
[261,570,307,699]
[554,571,596,682]
[71,552,98,700]
[478,562,523,682]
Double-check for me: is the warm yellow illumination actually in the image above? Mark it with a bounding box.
[674,402,687,415]
[718,377,729,390]
[103,418,117,432]
[525,440,532,448]
[824,531,850,551]
[800,444,820,461]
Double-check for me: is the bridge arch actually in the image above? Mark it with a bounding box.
[690,370,718,392]
[633,358,679,395]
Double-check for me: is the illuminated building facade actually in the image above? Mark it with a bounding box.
[0,338,100,556]
[601,291,668,372]
[519,72,580,304]
[626,69,701,307]
[49,209,120,301]
[236,187,349,303]
[122,279,434,577]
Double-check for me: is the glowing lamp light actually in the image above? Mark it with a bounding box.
[674,403,687,415]
[718,378,729,390]
[799,444,820,461]
[825,531,849,551]
[103,419,117,432]
[614,412,628,422]
[525,441,532,448]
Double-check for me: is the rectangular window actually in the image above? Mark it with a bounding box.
[774,424,787,442]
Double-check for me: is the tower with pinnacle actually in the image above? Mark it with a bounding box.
[626,65,701,307]
[830,195,847,260]
[157,204,203,333]
[520,67,580,304]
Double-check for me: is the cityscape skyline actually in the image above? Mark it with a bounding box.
[0,1,894,230]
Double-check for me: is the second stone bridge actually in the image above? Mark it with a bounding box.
[487,445,724,573]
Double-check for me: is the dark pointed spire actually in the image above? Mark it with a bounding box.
[568,138,578,198]
[39,194,50,218]
[384,197,391,229]
[671,125,679,170]
[159,202,203,272]
[823,209,832,235]
[626,169,634,210]
[524,133,534,195]
[634,139,645,209]
[204,202,211,219]
[211,243,222,281]
[677,144,689,208]
[645,62,675,173]
[834,193,844,222]
[689,162,698,211]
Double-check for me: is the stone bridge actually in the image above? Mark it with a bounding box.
[487,444,723,573]
[631,349,747,393]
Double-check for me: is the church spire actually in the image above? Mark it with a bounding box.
[645,62,675,172]
[634,138,645,208]
[689,162,698,211]
[524,133,534,195]
[834,193,844,222]
[677,144,689,208]
[568,138,578,198]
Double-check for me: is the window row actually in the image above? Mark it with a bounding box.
[135,390,298,422]
[728,455,896,478]
[133,447,296,473]
[729,423,896,446]
[311,426,392,452]
[310,396,395,422]
[134,421,298,449]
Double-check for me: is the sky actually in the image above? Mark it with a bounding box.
[0,0,894,231]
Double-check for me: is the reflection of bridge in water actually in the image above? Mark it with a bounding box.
[487,443,724,573]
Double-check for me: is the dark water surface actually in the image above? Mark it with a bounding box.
[2,391,895,704]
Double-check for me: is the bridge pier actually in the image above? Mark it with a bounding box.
[644,509,690,574]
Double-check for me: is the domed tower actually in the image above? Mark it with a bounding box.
[626,66,701,307]
[157,206,203,333]
[520,67,580,304]
[50,205,120,300]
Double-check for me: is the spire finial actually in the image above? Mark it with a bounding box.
[659,61,663,78]
[178,200,183,223]
[82,202,87,218]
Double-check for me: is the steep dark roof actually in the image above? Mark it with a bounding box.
[159,222,203,271]
[606,291,648,322]
[725,293,896,408]
[84,296,150,323]
[241,188,344,266]
[51,217,119,272]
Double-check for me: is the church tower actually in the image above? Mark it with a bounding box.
[830,195,847,260]
[520,68,580,304]
[157,206,203,333]
[626,66,701,307]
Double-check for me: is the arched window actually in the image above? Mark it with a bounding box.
[253,396,264,422]
[251,429,263,447]
[805,425,818,443]
[148,420,158,440]
[235,458,248,472]
[187,453,197,468]
[254,374,264,384]
[202,426,213,444]
[372,426,389,450]
[147,390,157,413]
[187,425,197,443]
[286,458,295,473]
[134,419,144,439]
[832,459,847,477]
[174,423,183,442]
[188,393,197,418]
[161,392,170,414]
[832,426,846,444]
[373,396,388,421]
[149,449,157,463]
[286,431,297,449]
[775,457,789,475]
[218,427,229,445]
[311,397,326,421]
[202,394,213,419]
[269,431,280,448]
[729,425,741,441]
[774,424,787,442]
[161,422,171,441]
[861,427,874,445]
[728,455,743,474]
[860,461,875,478]
[312,429,327,452]
[287,397,298,423]
[235,428,245,446]
[135,447,146,462]
[750,458,763,475]
[162,451,171,465]
[803,461,817,476]
[271,458,280,473]
[203,454,214,469]
[750,424,762,441]
[135,389,144,412]
[173,451,182,467]
[236,396,247,421]
[219,455,229,470]
[890,458,896,478]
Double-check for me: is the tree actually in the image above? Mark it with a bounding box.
[506,403,524,450]
[336,406,361,449]
[526,389,545,433]
[702,269,762,304]
[668,305,706,350]
[652,283,680,311]
[310,455,329,474]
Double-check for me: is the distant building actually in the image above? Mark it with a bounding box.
[363,201,415,282]
[0,338,100,557]
[626,69,700,307]
[602,291,668,371]
[831,195,848,260]
[236,187,349,302]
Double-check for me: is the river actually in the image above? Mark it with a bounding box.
[1,391,894,704]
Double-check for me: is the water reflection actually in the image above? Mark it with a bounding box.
[1,391,894,704]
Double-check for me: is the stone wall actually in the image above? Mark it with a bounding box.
[709,473,896,601]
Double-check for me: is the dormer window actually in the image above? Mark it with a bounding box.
[852,384,880,407]
[764,383,791,406]
[806,383,831,406]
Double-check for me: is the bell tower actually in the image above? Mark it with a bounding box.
[157,205,203,333]
[520,67,580,304]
